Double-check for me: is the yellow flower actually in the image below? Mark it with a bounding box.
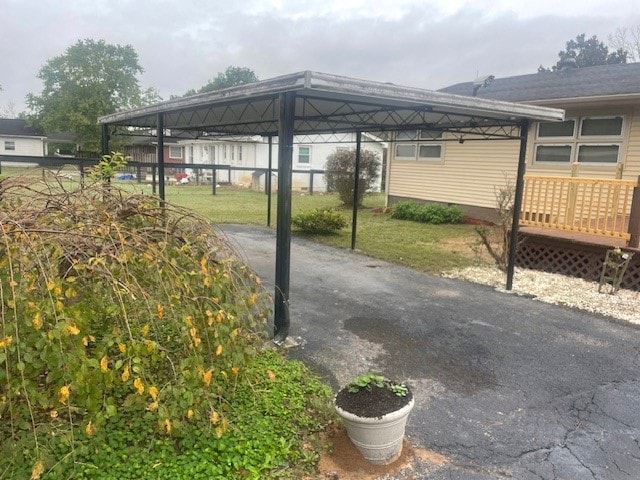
[157,304,165,319]
[30,460,44,480]
[85,421,94,437]
[0,336,13,348]
[202,369,213,386]
[189,327,197,339]
[50,410,59,419]
[133,377,144,395]
[32,313,42,330]
[230,367,239,376]
[215,419,229,438]
[58,385,70,405]
[55,301,64,312]
[53,286,62,296]
[100,356,109,373]
[141,324,150,336]
[163,418,172,434]
[267,370,276,381]
[185,315,193,326]
[215,344,223,356]
[82,336,89,347]
[205,310,214,326]
[187,409,194,419]
[216,310,225,323]
[118,343,127,353]
[209,409,220,425]
[147,401,159,412]
[200,257,208,274]
[67,324,80,336]
[148,385,158,401]
[247,293,258,306]
[121,365,130,382]
[46,279,55,291]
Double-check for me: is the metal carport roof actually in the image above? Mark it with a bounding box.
[99,70,564,342]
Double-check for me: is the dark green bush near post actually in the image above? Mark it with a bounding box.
[325,148,381,206]
[292,208,348,234]
[391,201,464,224]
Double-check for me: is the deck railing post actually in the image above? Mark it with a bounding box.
[628,176,640,248]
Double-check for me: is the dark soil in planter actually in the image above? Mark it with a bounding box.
[335,385,413,418]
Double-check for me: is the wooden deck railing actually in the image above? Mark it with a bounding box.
[520,175,640,246]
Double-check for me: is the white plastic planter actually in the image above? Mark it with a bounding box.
[334,396,415,465]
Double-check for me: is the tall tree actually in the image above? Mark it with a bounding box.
[609,26,640,62]
[538,33,627,72]
[183,66,258,96]
[26,39,159,151]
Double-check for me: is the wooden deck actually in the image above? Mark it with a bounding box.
[518,226,636,251]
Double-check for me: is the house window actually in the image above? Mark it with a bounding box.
[231,145,235,162]
[534,116,623,165]
[298,146,311,165]
[396,130,418,141]
[418,145,442,159]
[238,145,243,161]
[394,129,442,161]
[538,120,575,138]
[169,146,182,159]
[395,144,416,158]
[4,141,15,151]
[419,130,443,140]
[223,145,227,161]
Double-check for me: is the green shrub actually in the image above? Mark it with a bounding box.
[324,148,381,206]
[292,208,348,234]
[391,201,464,224]
[0,175,273,478]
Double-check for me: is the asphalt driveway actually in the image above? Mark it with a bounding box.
[222,224,640,479]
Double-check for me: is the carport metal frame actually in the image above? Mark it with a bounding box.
[99,71,564,342]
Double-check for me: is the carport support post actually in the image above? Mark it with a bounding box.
[273,92,295,343]
[101,124,109,156]
[267,135,273,227]
[156,113,166,202]
[351,131,362,250]
[506,120,529,290]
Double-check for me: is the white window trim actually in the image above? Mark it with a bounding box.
[578,115,624,139]
[576,143,621,164]
[536,117,577,140]
[4,140,16,151]
[297,145,311,167]
[533,115,625,166]
[417,143,443,161]
[169,146,182,159]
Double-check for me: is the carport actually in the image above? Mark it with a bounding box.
[98,71,564,342]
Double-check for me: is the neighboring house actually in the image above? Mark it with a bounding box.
[176,132,386,192]
[386,62,640,220]
[0,118,46,157]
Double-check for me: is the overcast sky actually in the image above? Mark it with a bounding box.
[2,0,640,113]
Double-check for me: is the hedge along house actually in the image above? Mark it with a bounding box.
[98,71,563,342]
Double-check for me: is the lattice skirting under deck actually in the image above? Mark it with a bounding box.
[516,233,640,292]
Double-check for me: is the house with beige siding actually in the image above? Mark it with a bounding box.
[386,62,640,221]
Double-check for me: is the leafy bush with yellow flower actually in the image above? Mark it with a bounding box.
[0,173,333,479]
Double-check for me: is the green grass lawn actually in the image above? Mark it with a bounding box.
[160,184,485,274]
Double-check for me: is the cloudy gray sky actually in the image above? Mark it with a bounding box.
[2,0,640,113]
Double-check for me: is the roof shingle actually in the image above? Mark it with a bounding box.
[439,63,640,102]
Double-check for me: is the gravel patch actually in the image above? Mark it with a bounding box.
[443,266,640,325]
